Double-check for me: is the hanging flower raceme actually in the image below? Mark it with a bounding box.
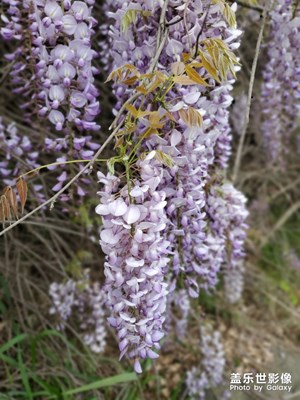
[0,116,46,208]
[260,0,300,164]
[96,0,247,369]
[1,0,100,132]
[96,152,170,373]
[49,270,107,354]
[0,117,39,185]
[206,183,249,267]
[186,325,226,400]
[165,287,190,340]
[223,261,245,303]
[104,0,243,293]
[45,134,100,198]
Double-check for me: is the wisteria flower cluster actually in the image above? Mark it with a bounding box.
[0,117,39,185]
[96,152,170,373]
[1,0,102,204]
[165,288,190,340]
[45,134,100,197]
[206,183,248,302]
[285,249,300,271]
[224,261,245,303]
[0,116,46,204]
[260,0,300,164]
[186,325,225,400]
[96,0,249,371]
[1,0,100,132]
[49,270,107,354]
[206,182,249,269]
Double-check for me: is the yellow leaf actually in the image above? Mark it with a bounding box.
[136,85,148,94]
[148,111,165,130]
[185,66,208,86]
[122,76,138,85]
[182,52,191,62]
[212,0,237,28]
[172,75,197,85]
[198,51,220,82]
[121,10,152,32]
[146,77,162,94]
[125,104,151,119]
[179,107,203,127]
[105,64,139,83]
[171,61,186,76]
[114,136,124,150]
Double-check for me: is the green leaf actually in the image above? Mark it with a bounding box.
[155,150,174,168]
[121,10,152,32]
[0,353,18,367]
[107,157,119,175]
[121,10,139,32]
[17,348,33,400]
[213,0,237,28]
[0,333,28,355]
[62,373,137,396]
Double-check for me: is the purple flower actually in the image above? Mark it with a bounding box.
[260,0,300,164]
[186,326,225,400]
[1,0,100,132]
[49,270,107,353]
[96,152,170,372]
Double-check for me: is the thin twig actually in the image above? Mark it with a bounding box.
[232,3,268,183]
[2,220,87,236]
[193,5,211,58]
[165,16,184,27]
[260,201,300,247]
[269,176,300,202]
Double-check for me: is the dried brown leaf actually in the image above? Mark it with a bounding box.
[0,195,10,223]
[179,107,203,127]
[16,177,27,214]
[3,186,18,219]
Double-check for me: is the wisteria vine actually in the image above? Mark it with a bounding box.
[0,0,250,375]
[260,0,300,164]
[96,0,249,371]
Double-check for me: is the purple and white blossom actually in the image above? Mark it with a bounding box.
[0,117,39,184]
[96,0,247,368]
[45,134,100,197]
[206,182,249,270]
[1,0,100,132]
[186,326,225,400]
[96,152,170,373]
[224,261,245,303]
[260,0,300,164]
[49,270,107,353]
[0,116,45,202]
[165,287,190,340]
